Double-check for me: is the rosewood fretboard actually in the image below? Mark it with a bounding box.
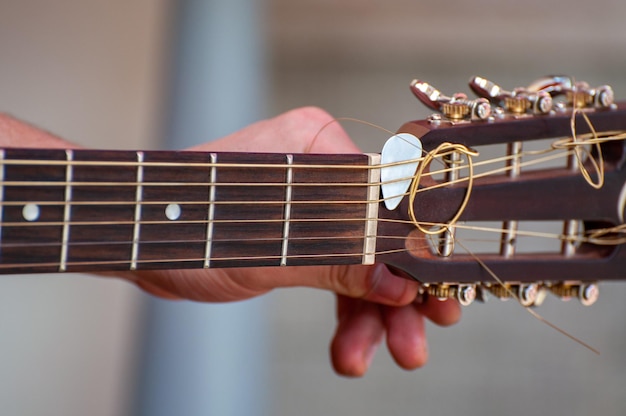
[0,149,380,274]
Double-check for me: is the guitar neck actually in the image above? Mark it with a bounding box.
[0,148,381,274]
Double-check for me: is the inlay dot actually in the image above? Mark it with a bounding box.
[165,203,182,221]
[22,204,40,221]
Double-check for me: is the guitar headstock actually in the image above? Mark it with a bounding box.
[378,75,626,307]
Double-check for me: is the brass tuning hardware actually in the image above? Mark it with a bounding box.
[422,283,477,306]
[412,75,614,120]
[422,281,598,307]
[469,76,553,115]
[526,75,614,109]
[410,79,491,121]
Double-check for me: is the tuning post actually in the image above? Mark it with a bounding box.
[411,79,491,122]
[469,76,553,115]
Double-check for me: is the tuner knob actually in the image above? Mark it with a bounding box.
[517,283,540,307]
[411,79,491,121]
[456,284,477,306]
[578,283,599,306]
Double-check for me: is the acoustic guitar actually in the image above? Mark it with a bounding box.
[2,75,623,308]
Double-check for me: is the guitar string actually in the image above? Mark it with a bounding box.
[0,137,621,249]
[0,146,586,207]
[0,219,612,262]
[455,238,601,355]
[0,118,624,261]
[424,107,613,354]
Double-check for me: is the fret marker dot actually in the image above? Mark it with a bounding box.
[22,204,40,221]
[165,204,181,221]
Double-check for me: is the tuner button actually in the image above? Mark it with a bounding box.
[518,283,539,307]
[579,283,599,306]
[595,85,614,108]
[472,98,492,120]
[456,284,477,306]
[533,91,553,114]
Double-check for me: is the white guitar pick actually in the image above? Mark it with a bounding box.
[380,133,423,210]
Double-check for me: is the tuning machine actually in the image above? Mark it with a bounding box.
[469,76,553,115]
[410,79,491,122]
[423,281,599,307]
[527,75,614,110]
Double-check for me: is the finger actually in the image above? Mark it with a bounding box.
[330,296,384,377]
[416,296,462,327]
[0,113,77,148]
[381,304,428,370]
[191,107,360,155]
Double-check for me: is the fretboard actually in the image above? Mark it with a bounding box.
[0,148,380,274]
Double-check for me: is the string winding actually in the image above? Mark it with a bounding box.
[407,142,478,235]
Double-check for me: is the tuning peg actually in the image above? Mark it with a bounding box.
[469,76,553,115]
[410,79,491,121]
[527,75,614,109]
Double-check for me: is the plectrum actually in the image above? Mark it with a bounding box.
[380,133,423,210]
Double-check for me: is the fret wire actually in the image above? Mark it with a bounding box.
[130,152,144,271]
[59,150,73,272]
[204,153,217,268]
[280,155,294,266]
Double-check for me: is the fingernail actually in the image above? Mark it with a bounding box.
[369,264,411,304]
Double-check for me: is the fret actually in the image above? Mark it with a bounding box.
[280,155,294,266]
[210,153,286,268]
[136,151,212,270]
[363,154,380,265]
[130,152,144,270]
[59,150,73,271]
[1,149,66,273]
[288,154,370,266]
[204,153,217,268]
[67,150,137,272]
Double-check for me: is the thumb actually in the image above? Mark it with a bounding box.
[230,264,420,306]
[320,263,420,306]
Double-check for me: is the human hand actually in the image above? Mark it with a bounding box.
[0,108,461,376]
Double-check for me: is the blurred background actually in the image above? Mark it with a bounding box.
[1,0,626,415]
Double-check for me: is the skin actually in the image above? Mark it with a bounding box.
[0,107,461,377]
